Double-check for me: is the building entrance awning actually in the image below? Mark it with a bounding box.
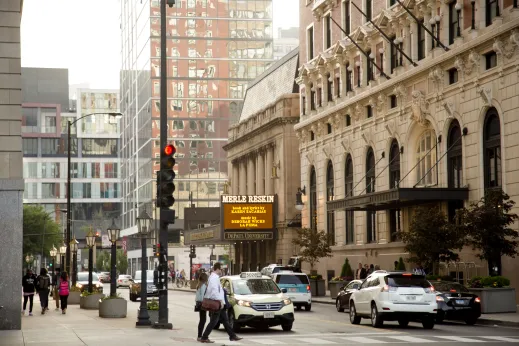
[327,187,469,212]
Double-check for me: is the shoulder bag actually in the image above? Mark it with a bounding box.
[194,285,206,312]
[201,284,221,312]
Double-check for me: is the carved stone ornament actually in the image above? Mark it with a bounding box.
[477,86,492,107]
[341,137,351,152]
[353,104,362,121]
[429,66,444,88]
[493,38,505,56]
[361,128,374,145]
[377,93,386,114]
[316,121,324,137]
[464,50,480,76]
[410,90,430,127]
[322,144,333,160]
[454,55,465,72]
[310,124,317,136]
[385,119,396,136]
[306,151,315,166]
[510,29,519,54]
[393,83,407,115]
[442,101,455,117]
[333,114,341,130]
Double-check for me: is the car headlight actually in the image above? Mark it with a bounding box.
[76,283,83,288]
[237,300,251,307]
[283,298,292,306]
[436,296,445,302]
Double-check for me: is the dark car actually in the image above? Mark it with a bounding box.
[431,281,481,325]
[336,280,362,312]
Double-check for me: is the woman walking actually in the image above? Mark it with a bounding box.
[36,268,51,314]
[58,271,70,314]
[195,272,209,342]
[22,269,37,316]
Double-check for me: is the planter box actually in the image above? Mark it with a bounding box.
[329,281,348,299]
[468,288,517,314]
[79,293,105,310]
[310,279,326,297]
[68,291,81,305]
[99,298,127,318]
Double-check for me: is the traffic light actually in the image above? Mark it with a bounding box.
[189,244,196,258]
[153,244,160,257]
[157,144,176,209]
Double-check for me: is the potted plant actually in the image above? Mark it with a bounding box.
[291,228,332,297]
[99,294,127,318]
[329,258,354,299]
[146,298,159,324]
[467,276,516,313]
[68,285,82,305]
[79,288,105,310]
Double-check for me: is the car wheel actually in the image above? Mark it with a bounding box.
[296,305,302,311]
[349,302,361,324]
[336,299,344,312]
[371,303,383,328]
[422,317,435,329]
[282,323,293,331]
[214,323,220,330]
[436,316,444,324]
[304,304,311,312]
[228,310,241,333]
[465,317,478,325]
[398,319,409,327]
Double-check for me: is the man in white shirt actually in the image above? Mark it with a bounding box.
[200,262,242,343]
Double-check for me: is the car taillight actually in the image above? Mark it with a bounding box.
[475,297,481,303]
[306,285,311,292]
[381,285,397,292]
[436,296,445,302]
[424,286,435,293]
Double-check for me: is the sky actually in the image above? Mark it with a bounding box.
[20,0,299,90]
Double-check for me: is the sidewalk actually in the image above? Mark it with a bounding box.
[169,287,519,327]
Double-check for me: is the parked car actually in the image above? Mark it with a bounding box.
[76,272,104,292]
[98,272,111,283]
[349,272,438,329]
[431,281,481,325]
[336,280,363,312]
[129,270,158,301]
[117,274,133,288]
[272,271,312,311]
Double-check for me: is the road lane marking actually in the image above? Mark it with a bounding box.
[387,336,437,343]
[343,336,388,343]
[297,337,336,344]
[435,336,486,342]
[247,339,286,344]
[480,336,519,342]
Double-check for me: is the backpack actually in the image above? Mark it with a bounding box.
[38,276,50,290]
[59,280,69,296]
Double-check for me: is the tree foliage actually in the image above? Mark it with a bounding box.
[397,206,465,273]
[23,205,63,260]
[96,249,129,274]
[292,228,333,271]
[455,189,519,275]
[340,257,354,279]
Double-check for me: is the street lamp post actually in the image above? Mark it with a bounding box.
[136,209,152,327]
[85,228,96,293]
[107,219,121,297]
[70,238,79,286]
[66,112,122,278]
[50,245,57,272]
[25,254,33,270]
[59,243,67,272]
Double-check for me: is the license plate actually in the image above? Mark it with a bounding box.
[406,295,417,301]
[456,300,467,305]
[263,312,275,319]
[289,288,297,292]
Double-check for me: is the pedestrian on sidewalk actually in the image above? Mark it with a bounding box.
[195,272,209,342]
[22,268,37,316]
[199,262,242,344]
[58,271,70,314]
[36,268,51,314]
[52,268,61,311]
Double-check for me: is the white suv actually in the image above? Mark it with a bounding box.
[349,272,438,329]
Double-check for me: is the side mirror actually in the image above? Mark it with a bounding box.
[281,288,288,293]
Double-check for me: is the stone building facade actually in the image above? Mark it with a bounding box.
[225,49,301,270]
[296,0,519,301]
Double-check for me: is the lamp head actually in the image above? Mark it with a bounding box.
[137,209,153,235]
[59,243,67,255]
[379,47,385,54]
[107,218,121,243]
[85,229,96,248]
[455,3,462,10]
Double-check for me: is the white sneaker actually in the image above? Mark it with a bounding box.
[21,310,25,316]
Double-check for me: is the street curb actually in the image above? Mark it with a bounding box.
[475,318,519,328]
[312,299,335,305]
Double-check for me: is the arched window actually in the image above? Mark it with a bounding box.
[389,140,400,189]
[366,148,376,243]
[447,120,463,188]
[310,166,317,230]
[484,108,501,189]
[326,161,335,245]
[345,155,354,245]
[416,130,437,186]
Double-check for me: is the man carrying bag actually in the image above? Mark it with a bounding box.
[199,262,242,343]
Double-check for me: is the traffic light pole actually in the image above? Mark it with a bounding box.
[154,0,173,330]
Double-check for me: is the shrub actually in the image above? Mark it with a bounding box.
[147,299,159,311]
[397,257,406,271]
[468,276,510,288]
[340,258,354,280]
[309,274,323,281]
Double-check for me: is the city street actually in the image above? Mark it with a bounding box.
[3,285,518,345]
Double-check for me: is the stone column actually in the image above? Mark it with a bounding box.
[257,151,265,195]
[424,11,433,57]
[232,162,239,195]
[247,154,255,196]
[304,82,311,115]
[410,18,418,62]
[320,68,328,107]
[265,145,274,195]
[402,20,411,67]
[239,159,247,195]
[340,59,347,96]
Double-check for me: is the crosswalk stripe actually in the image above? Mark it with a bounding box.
[387,336,437,343]
[247,339,286,344]
[435,336,485,343]
[297,337,336,344]
[343,336,388,343]
[480,336,519,343]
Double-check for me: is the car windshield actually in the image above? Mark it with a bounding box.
[384,275,430,288]
[78,273,99,281]
[233,279,281,295]
[275,275,309,285]
[433,282,469,293]
[135,271,154,281]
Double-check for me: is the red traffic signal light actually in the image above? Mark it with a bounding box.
[164,144,176,156]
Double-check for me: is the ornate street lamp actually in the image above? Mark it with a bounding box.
[59,243,67,272]
[107,219,121,297]
[70,238,79,285]
[136,209,152,327]
[49,245,57,270]
[25,254,33,270]
[295,186,306,211]
[85,228,96,293]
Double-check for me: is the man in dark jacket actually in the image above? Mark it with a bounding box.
[36,268,51,314]
[22,269,37,316]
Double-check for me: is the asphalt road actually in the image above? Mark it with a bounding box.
[111,285,519,345]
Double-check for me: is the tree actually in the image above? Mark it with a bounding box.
[96,250,110,272]
[96,249,128,275]
[397,257,406,271]
[292,228,333,273]
[23,205,63,262]
[397,206,465,274]
[116,249,128,275]
[455,189,519,276]
[340,257,354,280]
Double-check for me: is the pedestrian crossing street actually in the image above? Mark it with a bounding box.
[211,333,519,345]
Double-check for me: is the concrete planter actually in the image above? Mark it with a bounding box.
[329,281,348,299]
[310,279,326,297]
[468,288,517,313]
[79,293,105,310]
[99,298,127,318]
[137,308,168,325]
[68,291,81,305]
